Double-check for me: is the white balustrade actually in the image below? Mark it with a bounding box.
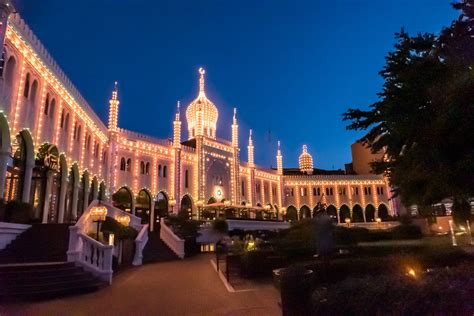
[133,224,149,266]
[77,233,113,284]
[160,218,185,259]
[0,222,31,250]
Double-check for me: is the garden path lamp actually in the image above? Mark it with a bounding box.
[90,204,107,241]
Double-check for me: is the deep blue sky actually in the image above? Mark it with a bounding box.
[17,0,458,169]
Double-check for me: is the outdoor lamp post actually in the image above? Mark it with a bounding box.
[116,215,130,227]
[345,217,351,227]
[90,204,107,241]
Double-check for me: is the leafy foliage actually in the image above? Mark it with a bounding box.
[343,2,474,213]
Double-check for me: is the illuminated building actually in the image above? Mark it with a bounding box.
[0,6,393,230]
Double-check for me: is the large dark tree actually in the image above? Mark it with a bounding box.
[343,1,474,222]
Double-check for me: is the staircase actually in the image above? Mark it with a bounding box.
[0,224,105,301]
[0,262,103,301]
[0,224,70,263]
[142,224,180,263]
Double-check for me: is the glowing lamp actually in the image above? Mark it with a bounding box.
[345,218,351,226]
[376,218,382,224]
[407,268,416,278]
[116,215,130,227]
[90,205,107,222]
[169,199,176,207]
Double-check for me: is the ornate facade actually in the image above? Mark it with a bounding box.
[0,6,394,231]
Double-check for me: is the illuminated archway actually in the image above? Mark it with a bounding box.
[286,205,298,222]
[378,204,389,221]
[327,205,338,222]
[365,204,376,222]
[136,189,152,225]
[112,187,133,213]
[180,194,193,219]
[299,205,311,220]
[352,204,364,222]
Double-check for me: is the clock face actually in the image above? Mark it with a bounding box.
[215,187,223,199]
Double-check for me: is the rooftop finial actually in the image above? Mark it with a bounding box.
[278,140,281,150]
[249,129,253,138]
[112,81,118,100]
[177,100,180,112]
[199,67,205,94]
[233,107,237,122]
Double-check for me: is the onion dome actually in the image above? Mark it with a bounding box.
[299,145,314,174]
[186,68,218,139]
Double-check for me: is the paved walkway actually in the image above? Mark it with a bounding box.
[1,255,281,316]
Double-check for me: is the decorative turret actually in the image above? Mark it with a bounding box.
[248,129,254,168]
[276,140,283,175]
[232,108,238,148]
[186,68,219,139]
[173,101,181,148]
[108,81,119,133]
[299,145,314,174]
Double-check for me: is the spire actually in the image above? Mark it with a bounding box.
[248,129,254,167]
[173,100,182,148]
[199,67,206,96]
[232,107,238,147]
[276,140,283,175]
[108,81,120,132]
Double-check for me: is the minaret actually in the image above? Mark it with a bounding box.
[172,101,182,215]
[173,101,182,148]
[248,129,254,168]
[276,141,283,175]
[232,108,238,147]
[231,108,240,204]
[0,1,14,55]
[108,81,119,133]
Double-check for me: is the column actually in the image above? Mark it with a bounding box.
[149,200,155,232]
[21,161,34,203]
[57,174,67,223]
[42,170,53,223]
[71,183,79,220]
[0,151,9,198]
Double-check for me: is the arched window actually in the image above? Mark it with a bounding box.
[86,135,91,150]
[185,170,189,188]
[4,56,16,85]
[94,143,99,158]
[102,150,107,165]
[140,161,145,174]
[241,180,245,196]
[60,109,65,128]
[23,73,30,98]
[49,99,56,120]
[44,94,50,115]
[145,162,150,175]
[76,125,81,142]
[73,122,77,140]
[126,158,131,172]
[30,80,38,103]
[163,165,167,178]
[64,113,70,131]
[120,157,126,171]
[158,164,162,177]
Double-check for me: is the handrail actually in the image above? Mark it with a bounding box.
[160,218,185,259]
[133,224,149,266]
[77,233,113,284]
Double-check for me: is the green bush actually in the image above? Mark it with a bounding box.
[100,216,138,240]
[166,215,200,239]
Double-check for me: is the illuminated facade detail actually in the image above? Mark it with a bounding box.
[299,145,314,174]
[0,8,394,230]
[185,68,218,139]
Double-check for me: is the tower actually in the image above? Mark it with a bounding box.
[172,101,182,213]
[247,129,256,205]
[108,81,119,133]
[173,101,182,148]
[231,108,240,204]
[276,141,283,175]
[299,145,314,174]
[248,129,254,168]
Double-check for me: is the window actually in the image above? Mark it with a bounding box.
[163,165,167,178]
[313,187,320,196]
[301,187,307,197]
[377,187,384,195]
[185,170,189,188]
[4,56,16,85]
[60,110,65,128]
[94,143,99,158]
[23,73,30,98]
[140,161,145,174]
[326,187,333,196]
[64,113,70,132]
[291,188,294,197]
[241,180,245,196]
[86,135,91,150]
[364,187,372,195]
[145,162,150,175]
[49,99,56,120]
[126,158,131,172]
[76,125,81,142]
[102,150,107,165]
[353,187,359,195]
[30,80,38,103]
[120,157,126,171]
[339,187,346,195]
[44,94,50,115]
[73,122,77,140]
[158,164,162,177]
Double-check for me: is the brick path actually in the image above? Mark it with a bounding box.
[1,255,281,316]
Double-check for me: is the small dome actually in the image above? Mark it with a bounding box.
[299,145,314,174]
[186,68,218,139]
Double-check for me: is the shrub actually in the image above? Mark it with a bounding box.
[166,215,200,239]
[101,216,138,240]
[391,224,422,240]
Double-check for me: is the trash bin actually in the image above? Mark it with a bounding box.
[273,267,313,316]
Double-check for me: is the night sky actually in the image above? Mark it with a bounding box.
[17,1,457,169]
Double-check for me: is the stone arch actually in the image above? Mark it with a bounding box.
[377,203,389,221]
[180,194,193,219]
[4,55,16,85]
[286,205,298,222]
[365,204,376,222]
[154,191,169,222]
[326,204,338,222]
[136,188,152,225]
[352,204,364,222]
[339,204,351,223]
[112,186,134,213]
[299,205,311,220]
